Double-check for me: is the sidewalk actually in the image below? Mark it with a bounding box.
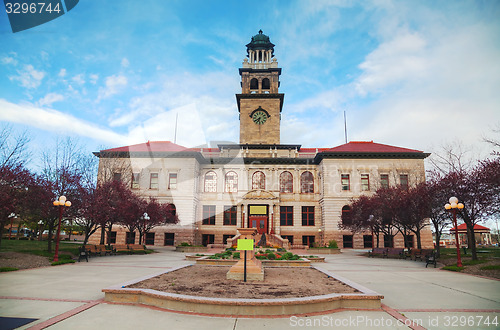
[0,248,498,329]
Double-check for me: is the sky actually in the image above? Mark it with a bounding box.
[1,0,499,166]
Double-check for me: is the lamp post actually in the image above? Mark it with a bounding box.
[38,220,44,241]
[53,195,71,262]
[445,196,464,268]
[318,228,323,246]
[142,212,149,245]
[8,213,16,240]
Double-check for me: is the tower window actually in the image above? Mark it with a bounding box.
[250,78,258,90]
[262,78,270,90]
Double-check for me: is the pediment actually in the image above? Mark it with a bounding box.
[242,190,278,200]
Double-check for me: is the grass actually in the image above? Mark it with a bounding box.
[442,265,465,272]
[0,239,79,259]
[0,267,18,272]
[480,265,500,271]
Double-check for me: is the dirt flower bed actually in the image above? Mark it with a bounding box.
[439,257,500,279]
[127,265,359,299]
[0,252,51,270]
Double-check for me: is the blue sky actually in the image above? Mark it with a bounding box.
[1,0,499,163]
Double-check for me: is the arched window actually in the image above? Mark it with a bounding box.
[166,203,176,216]
[341,205,351,225]
[252,171,265,190]
[280,171,293,193]
[225,171,238,193]
[204,171,217,192]
[250,78,258,90]
[300,171,314,193]
[262,78,270,90]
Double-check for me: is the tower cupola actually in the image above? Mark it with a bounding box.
[243,30,278,69]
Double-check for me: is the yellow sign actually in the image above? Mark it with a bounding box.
[249,205,267,215]
[237,239,254,251]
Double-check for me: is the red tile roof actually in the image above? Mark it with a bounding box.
[102,141,187,153]
[450,223,490,232]
[323,141,423,153]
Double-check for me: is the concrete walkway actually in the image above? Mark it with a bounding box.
[0,248,498,329]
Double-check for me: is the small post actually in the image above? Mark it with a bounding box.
[244,250,247,282]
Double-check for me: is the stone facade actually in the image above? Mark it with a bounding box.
[89,31,433,250]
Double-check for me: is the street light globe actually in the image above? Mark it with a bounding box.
[53,200,60,206]
[449,197,458,204]
[457,203,464,209]
[450,202,457,208]
[444,203,451,210]
[59,196,67,203]
[65,201,72,207]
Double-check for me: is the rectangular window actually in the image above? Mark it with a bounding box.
[361,174,370,191]
[302,235,315,247]
[131,173,140,189]
[301,206,315,226]
[168,173,177,190]
[223,205,237,225]
[145,233,155,245]
[280,206,293,226]
[202,205,216,225]
[343,235,353,248]
[380,174,389,189]
[341,174,350,191]
[384,235,394,248]
[404,235,414,248]
[107,231,117,244]
[126,232,136,245]
[150,173,159,189]
[363,235,373,248]
[400,174,409,190]
[113,172,121,181]
[164,233,175,246]
[282,235,294,244]
[202,234,215,246]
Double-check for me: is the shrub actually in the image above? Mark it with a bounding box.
[0,267,18,272]
[281,252,294,260]
[267,252,276,260]
[233,252,240,259]
[277,248,286,252]
[179,242,191,246]
[328,240,338,249]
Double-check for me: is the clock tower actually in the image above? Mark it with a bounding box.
[236,30,284,144]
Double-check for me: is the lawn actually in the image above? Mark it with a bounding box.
[0,239,80,259]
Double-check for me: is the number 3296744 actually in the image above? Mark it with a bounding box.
[5,2,61,14]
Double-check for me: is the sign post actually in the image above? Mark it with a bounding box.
[237,238,254,282]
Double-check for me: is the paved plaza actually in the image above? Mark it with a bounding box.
[0,248,499,329]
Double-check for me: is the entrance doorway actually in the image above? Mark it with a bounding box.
[248,205,268,234]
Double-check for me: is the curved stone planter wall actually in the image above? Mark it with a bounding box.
[175,246,208,253]
[103,265,383,316]
[307,248,341,254]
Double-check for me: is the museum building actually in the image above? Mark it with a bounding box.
[89,31,434,249]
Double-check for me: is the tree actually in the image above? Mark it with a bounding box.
[425,175,452,257]
[139,199,179,244]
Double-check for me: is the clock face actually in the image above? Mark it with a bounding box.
[252,110,268,125]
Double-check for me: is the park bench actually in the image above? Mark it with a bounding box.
[411,249,423,261]
[96,244,113,256]
[368,247,387,257]
[128,244,147,253]
[78,246,89,262]
[82,245,97,257]
[425,250,437,268]
[385,248,405,259]
[112,244,130,254]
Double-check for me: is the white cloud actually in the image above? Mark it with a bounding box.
[9,64,45,89]
[1,56,18,66]
[58,68,66,77]
[89,74,99,84]
[121,58,130,68]
[37,93,64,107]
[72,74,85,85]
[0,99,126,145]
[97,74,128,100]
